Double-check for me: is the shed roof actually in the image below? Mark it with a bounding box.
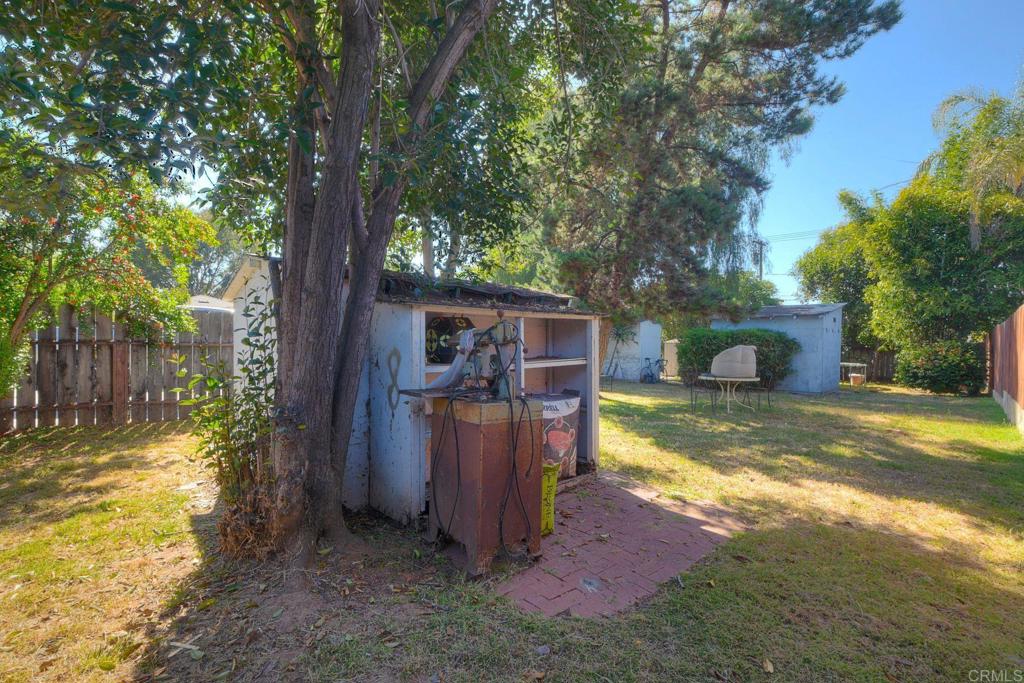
[185,294,233,312]
[222,255,592,315]
[746,303,846,319]
[376,270,580,312]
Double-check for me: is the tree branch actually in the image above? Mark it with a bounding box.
[283,1,339,108]
[260,0,339,112]
[405,0,498,134]
[382,4,413,92]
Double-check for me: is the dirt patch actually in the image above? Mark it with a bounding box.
[132,512,453,682]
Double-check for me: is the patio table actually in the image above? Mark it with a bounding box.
[698,373,760,413]
[839,362,868,383]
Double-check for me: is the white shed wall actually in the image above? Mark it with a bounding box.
[605,320,663,382]
[367,304,426,524]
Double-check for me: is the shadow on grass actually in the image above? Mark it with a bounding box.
[124,467,1024,682]
[161,503,1024,682]
[600,383,1024,534]
[50,406,1008,681]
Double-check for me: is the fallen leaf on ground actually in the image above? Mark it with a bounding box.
[763,658,774,673]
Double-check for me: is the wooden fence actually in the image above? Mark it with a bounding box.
[0,304,233,433]
[842,347,896,383]
[992,303,1024,435]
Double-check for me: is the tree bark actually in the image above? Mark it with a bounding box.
[271,0,381,558]
[422,233,434,277]
[271,0,498,560]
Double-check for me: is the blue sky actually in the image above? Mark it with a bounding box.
[759,0,1024,303]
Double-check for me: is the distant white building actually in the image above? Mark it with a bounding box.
[711,303,845,394]
[604,320,663,382]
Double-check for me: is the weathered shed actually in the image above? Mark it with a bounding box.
[711,303,845,394]
[223,256,601,524]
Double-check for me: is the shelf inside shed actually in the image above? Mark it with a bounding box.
[522,356,587,369]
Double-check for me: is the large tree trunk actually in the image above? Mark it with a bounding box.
[270,0,498,562]
[271,0,381,558]
[324,0,499,544]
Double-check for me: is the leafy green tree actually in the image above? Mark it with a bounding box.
[132,212,243,296]
[924,82,1024,248]
[794,192,879,350]
[862,177,1024,347]
[661,270,780,341]
[540,0,901,321]
[722,271,781,314]
[0,0,643,555]
[0,132,214,392]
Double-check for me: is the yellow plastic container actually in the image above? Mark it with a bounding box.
[540,462,560,536]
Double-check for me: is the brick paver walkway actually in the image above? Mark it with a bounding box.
[495,472,743,618]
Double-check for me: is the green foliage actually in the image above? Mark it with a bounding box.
[0,337,28,394]
[0,0,644,268]
[132,211,241,296]
[537,0,900,320]
[862,177,1024,347]
[662,271,780,341]
[797,81,1024,359]
[894,340,985,395]
[715,272,781,316]
[794,204,879,351]
[925,81,1024,244]
[675,327,800,386]
[184,287,276,507]
[0,130,215,393]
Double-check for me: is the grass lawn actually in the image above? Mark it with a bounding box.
[1,384,1022,681]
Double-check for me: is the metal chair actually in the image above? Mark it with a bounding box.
[744,369,776,409]
[682,367,718,413]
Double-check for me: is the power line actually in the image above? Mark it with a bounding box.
[759,229,824,244]
[767,233,824,243]
[763,229,821,238]
[876,176,915,191]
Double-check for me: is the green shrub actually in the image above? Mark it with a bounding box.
[894,340,985,395]
[183,285,277,556]
[676,327,800,386]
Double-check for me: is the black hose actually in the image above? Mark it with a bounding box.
[431,319,538,562]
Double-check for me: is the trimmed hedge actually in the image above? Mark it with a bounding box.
[894,340,985,395]
[676,327,800,386]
